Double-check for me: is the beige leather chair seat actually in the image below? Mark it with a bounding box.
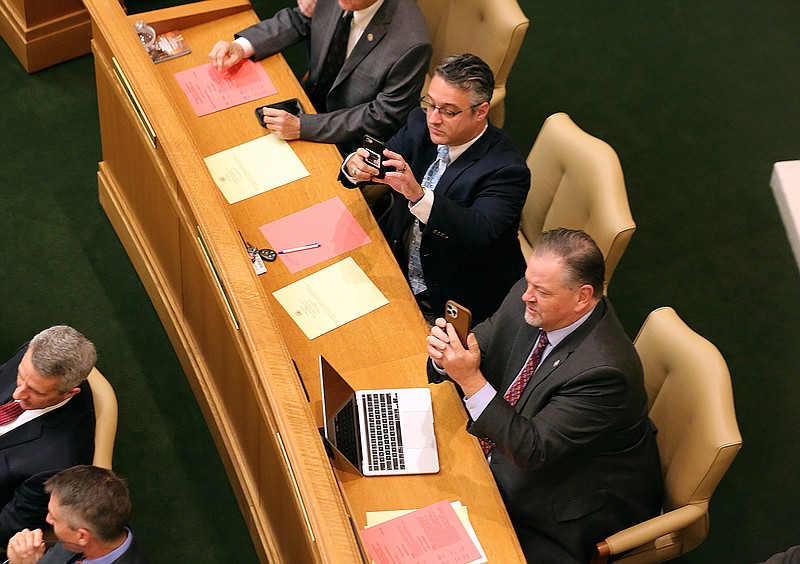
[592,307,742,563]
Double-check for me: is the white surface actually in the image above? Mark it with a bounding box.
[770,160,800,272]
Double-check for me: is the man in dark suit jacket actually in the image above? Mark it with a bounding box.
[426,229,663,563]
[0,327,96,546]
[342,54,530,323]
[208,0,431,154]
[6,465,147,563]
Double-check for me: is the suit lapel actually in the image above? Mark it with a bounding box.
[434,125,500,197]
[515,300,608,410]
[0,417,44,449]
[335,0,394,88]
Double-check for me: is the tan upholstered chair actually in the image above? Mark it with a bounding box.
[520,112,635,292]
[592,307,742,564]
[87,368,118,469]
[416,0,529,126]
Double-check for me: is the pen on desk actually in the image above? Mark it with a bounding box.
[277,243,321,254]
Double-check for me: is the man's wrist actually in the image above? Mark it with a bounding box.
[409,186,426,204]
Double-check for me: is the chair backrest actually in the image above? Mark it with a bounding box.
[416,0,529,126]
[520,112,635,292]
[634,307,742,553]
[87,368,118,470]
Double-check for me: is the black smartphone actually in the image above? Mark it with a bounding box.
[255,98,304,127]
[363,134,391,179]
[444,300,472,348]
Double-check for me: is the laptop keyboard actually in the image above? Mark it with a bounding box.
[364,392,405,472]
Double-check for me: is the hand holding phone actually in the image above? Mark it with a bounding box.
[444,300,472,348]
[255,98,304,127]
[362,135,395,179]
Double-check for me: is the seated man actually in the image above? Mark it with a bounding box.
[341,53,531,324]
[426,228,663,563]
[0,326,96,546]
[6,465,147,563]
[208,0,432,154]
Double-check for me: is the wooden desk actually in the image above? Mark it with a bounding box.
[0,0,123,72]
[83,0,524,561]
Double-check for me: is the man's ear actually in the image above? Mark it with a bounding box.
[576,284,595,306]
[62,387,81,400]
[474,101,490,121]
[75,527,91,547]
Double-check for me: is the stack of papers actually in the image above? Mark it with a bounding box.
[363,500,487,564]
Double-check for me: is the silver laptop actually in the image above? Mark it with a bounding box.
[319,356,439,476]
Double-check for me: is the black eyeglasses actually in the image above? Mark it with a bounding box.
[419,97,482,119]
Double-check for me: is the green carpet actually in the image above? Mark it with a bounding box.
[2,0,799,562]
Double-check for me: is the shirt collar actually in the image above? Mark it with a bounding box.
[83,527,133,563]
[543,304,597,349]
[445,124,489,163]
[352,0,384,28]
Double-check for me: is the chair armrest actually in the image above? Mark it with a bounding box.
[594,505,706,561]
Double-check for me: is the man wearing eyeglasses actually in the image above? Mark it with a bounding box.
[209,0,431,155]
[341,53,531,324]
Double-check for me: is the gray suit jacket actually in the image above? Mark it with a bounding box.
[236,0,431,152]
[440,280,663,563]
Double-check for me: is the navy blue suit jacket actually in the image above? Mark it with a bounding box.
[380,108,531,323]
[0,344,94,546]
[448,284,663,563]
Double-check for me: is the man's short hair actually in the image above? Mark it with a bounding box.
[29,326,96,393]
[45,465,131,543]
[532,228,605,297]
[434,53,495,107]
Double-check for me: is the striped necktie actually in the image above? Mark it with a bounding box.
[0,400,24,425]
[479,331,549,456]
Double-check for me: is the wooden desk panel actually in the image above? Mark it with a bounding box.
[84,0,525,561]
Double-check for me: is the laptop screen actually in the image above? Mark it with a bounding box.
[320,356,362,471]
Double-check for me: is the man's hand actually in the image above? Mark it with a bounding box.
[380,149,425,203]
[208,40,245,70]
[259,108,301,140]
[297,0,316,17]
[7,528,46,564]
[427,318,486,397]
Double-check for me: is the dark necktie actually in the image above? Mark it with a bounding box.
[479,331,549,456]
[309,10,353,112]
[0,400,24,425]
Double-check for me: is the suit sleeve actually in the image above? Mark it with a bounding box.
[299,41,432,144]
[468,364,631,470]
[0,470,58,546]
[425,158,531,250]
[235,7,311,60]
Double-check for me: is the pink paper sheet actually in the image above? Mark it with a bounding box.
[174,60,277,117]
[360,500,482,564]
[259,197,371,273]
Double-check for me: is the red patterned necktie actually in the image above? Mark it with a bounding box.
[479,331,549,456]
[0,400,25,425]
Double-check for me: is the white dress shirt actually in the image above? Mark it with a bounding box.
[0,396,72,435]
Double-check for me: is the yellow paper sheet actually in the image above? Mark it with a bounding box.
[204,134,309,204]
[365,501,487,564]
[272,257,389,339]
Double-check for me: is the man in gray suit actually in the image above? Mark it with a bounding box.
[6,466,147,563]
[208,0,432,154]
[426,228,663,563]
